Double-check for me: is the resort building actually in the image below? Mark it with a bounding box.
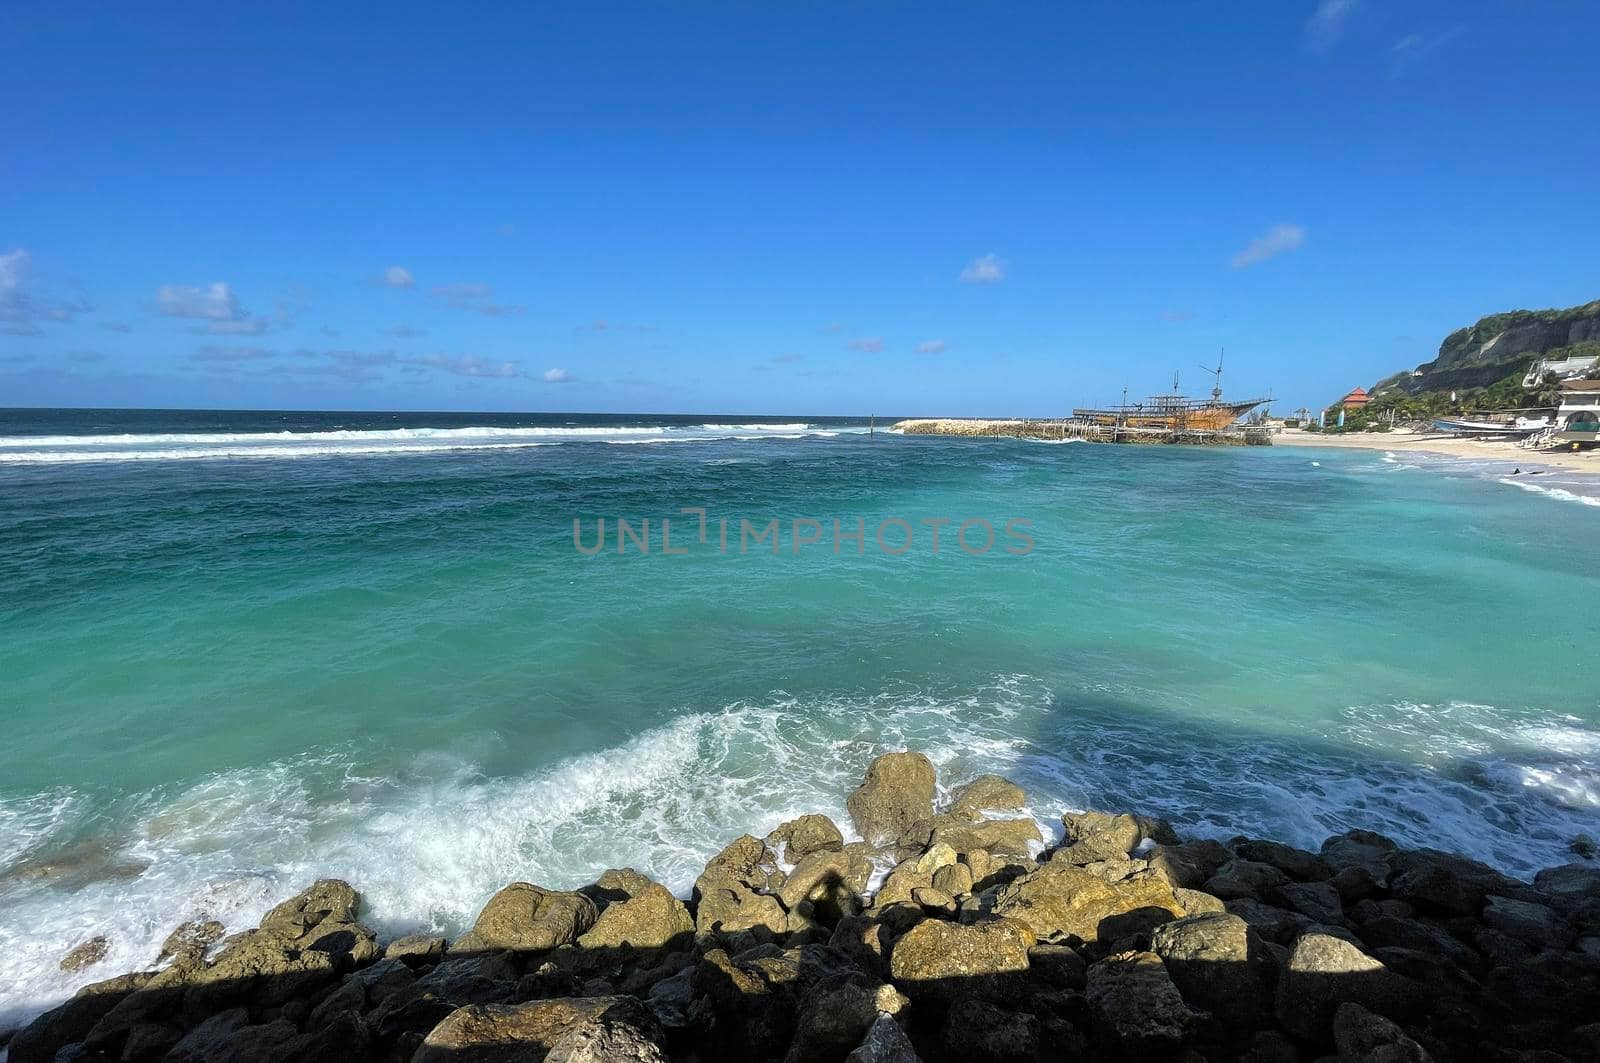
[1556,379,1600,444]
[1338,386,1371,409]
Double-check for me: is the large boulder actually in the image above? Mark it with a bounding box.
[1332,1002,1432,1062]
[1151,911,1276,1027]
[412,995,658,1063]
[845,1015,923,1062]
[259,879,361,938]
[543,1005,671,1063]
[920,816,1041,859]
[887,917,1035,993]
[1205,858,1291,901]
[693,835,789,936]
[1147,839,1231,889]
[456,883,598,952]
[1085,949,1201,1060]
[59,936,110,972]
[947,775,1026,819]
[1481,894,1574,950]
[7,972,152,1063]
[1321,830,1396,899]
[942,997,1041,1062]
[777,847,873,918]
[766,815,846,862]
[1274,930,1415,1041]
[846,753,937,847]
[784,974,906,1063]
[993,862,1184,944]
[577,881,694,950]
[1386,849,1522,916]
[1056,811,1142,865]
[1232,839,1331,882]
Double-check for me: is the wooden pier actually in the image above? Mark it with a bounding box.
[891,418,1273,446]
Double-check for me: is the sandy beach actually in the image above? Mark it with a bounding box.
[1274,428,1600,474]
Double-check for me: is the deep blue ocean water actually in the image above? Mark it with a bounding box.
[1,407,1597,1026]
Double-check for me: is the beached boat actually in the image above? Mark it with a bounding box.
[1432,414,1551,436]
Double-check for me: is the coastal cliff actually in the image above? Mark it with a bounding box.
[1379,299,1600,395]
[9,753,1598,1063]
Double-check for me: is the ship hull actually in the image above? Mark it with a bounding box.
[1072,399,1265,431]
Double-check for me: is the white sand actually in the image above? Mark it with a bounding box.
[1273,428,1600,474]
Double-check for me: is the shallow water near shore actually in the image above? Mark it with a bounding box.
[1,408,1598,1029]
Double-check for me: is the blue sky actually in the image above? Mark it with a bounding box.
[2,1,1596,416]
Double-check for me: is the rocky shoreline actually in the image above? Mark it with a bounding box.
[7,751,1598,1062]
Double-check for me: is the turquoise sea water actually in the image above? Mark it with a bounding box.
[2,408,1598,1026]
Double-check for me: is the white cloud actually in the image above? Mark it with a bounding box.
[1306,0,1360,50]
[1390,27,1465,76]
[848,337,884,353]
[405,353,519,378]
[1160,309,1197,323]
[382,266,414,289]
[432,281,525,317]
[382,324,427,338]
[192,344,278,362]
[915,339,947,354]
[543,367,575,383]
[1,248,94,334]
[156,282,243,321]
[959,253,1006,284]
[1230,224,1307,268]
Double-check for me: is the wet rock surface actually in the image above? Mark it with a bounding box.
[13,753,1600,1063]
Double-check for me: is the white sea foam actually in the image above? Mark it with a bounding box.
[1498,478,1600,507]
[0,423,858,466]
[3,680,1596,1031]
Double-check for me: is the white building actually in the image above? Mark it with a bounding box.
[1556,380,1600,444]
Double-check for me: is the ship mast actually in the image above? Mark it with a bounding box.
[1198,348,1225,404]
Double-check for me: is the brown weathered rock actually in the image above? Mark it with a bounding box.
[932,860,974,898]
[1173,887,1227,915]
[846,752,937,847]
[1057,811,1142,864]
[693,834,789,936]
[1027,942,1087,989]
[1085,949,1201,1060]
[456,882,598,952]
[1152,911,1276,1027]
[947,774,1026,819]
[845,1014,923,1063]
[1533,863,1600,906]
[259,879,361,938]
[1233,838,1331,882]
[59,935,110,972]
[1272,879,1347,926]
[911,887,958,917]
[943,997,1040,1062]
[767,815,846,862]
[578,881,694,949]
[873,860,935,909]
[1205,858,1291,901]
[159,920,225,961]
[1332,1001,1432,1062]
[165,1009,300,1063]
[543,1005,670,1063]
[1321,831,1396,899]
[412,995,654,1063]
[777,848,872,912]
[1481,894,1573,950]
[1387,849,1522,916]
[385,932,447,964]
[1146,839,1229,888]
[929,817,1041,859]
[887,916,1035,989]
[1275,930,1414,1041]
[784,975,905,1063]
[7,972,152,1063]
[993,862,1184,944]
